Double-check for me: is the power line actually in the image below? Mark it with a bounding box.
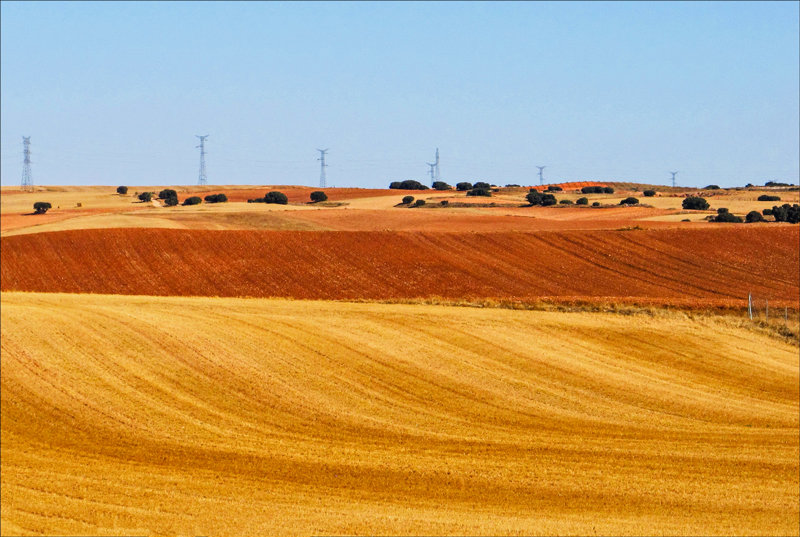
[669,171,678,188]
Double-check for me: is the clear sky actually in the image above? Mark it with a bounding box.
[1,1,798,188]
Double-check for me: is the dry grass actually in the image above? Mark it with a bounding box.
[2,292,798,536]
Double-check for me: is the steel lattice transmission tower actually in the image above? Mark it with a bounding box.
[427,163,436,183]
[426,148,440,185]
[196,135,209,185]
[21,136,33,191]
[536,165,546,186]
[669,171,678,188]
[317,148,329,188]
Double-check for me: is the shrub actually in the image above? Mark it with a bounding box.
[116,186,128,195]
[33,201,51,214]
[265,191,289,204]
[620,197,639,205]
[643,190,656,197]
[310,191,328,202]
[762,208,773,215]
[247,198,265,203]
[717,207,729,213]
[745,183,754,188]
[440,200,449,206]
[581,186,603,194]
[183,196,202,206]
[390,180,428,190]
[758,195,781,202]
[432,181,452,190]
[745,211,765,223]
[456,182,473,191]
[705,184,720,190]
[559,199,573,205]
[603,187,614,194]
[505,184,520,188]
[163,196,179,206]
[158,189,177,200]
[765,181,791,187]
[402,195,414,204]
[204,193,228,203]
[592,201,601,207]
[713,211,742,223]
[467,188,491,197]
[682,196,709,210]
[414,199,426,207]
[771,204,800,224]
[138,192,153,202]
[546,185,563,192]
[576,197,589,205]
[473,181,491,190]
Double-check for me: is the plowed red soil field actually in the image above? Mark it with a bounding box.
[2,226,797,306]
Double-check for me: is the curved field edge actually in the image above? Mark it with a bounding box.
[1,292,798,536]
[1,227,798,307]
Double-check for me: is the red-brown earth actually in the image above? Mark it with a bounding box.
[2,226,797,308]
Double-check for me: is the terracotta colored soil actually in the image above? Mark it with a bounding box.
[2,226,797,306]
[191,186,415,203]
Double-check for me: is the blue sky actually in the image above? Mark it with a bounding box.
[1,1,798,188]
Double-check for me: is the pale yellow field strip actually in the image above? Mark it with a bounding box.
[1,293,798,536]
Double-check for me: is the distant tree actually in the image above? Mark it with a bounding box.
[182,196,202,206]
[771,204,800,224]
[603,187,615,194]
[758,195,781,202]
[204,193,228,203]
[390,180,428,190]
[762,208,773,215]
[264,191,288,204]
[310,191,328,202]
[619,197,639,205]
[592,201,601,207]
[526,191,542,205]
[116,186,128,195]
[402,195,414,204]
[432,181,452,190]
[158,189,177,200]
[559,199,573,205]
[467,188,492,197]
[414,199,426,207]
[440,200,449,206]
[33,201,51,214]
[745,211,765,223]
[505,184,520,187]
[163,196,179,207]
[643,190,656,197]
[138,192,153,202]
[576,197,589,205]
[456,182,473,191]
[765,181,791,187]
[682,196,709,210]
[473,181,491,190]
[713,210,743,223]
[705,184,721,190]
[546,185,563,192]
[745,183,754,188]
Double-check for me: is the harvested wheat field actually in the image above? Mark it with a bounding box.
[2,226,798,308]
[1,292,798,536]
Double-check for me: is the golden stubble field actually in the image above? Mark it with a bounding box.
[2,292,798,536]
